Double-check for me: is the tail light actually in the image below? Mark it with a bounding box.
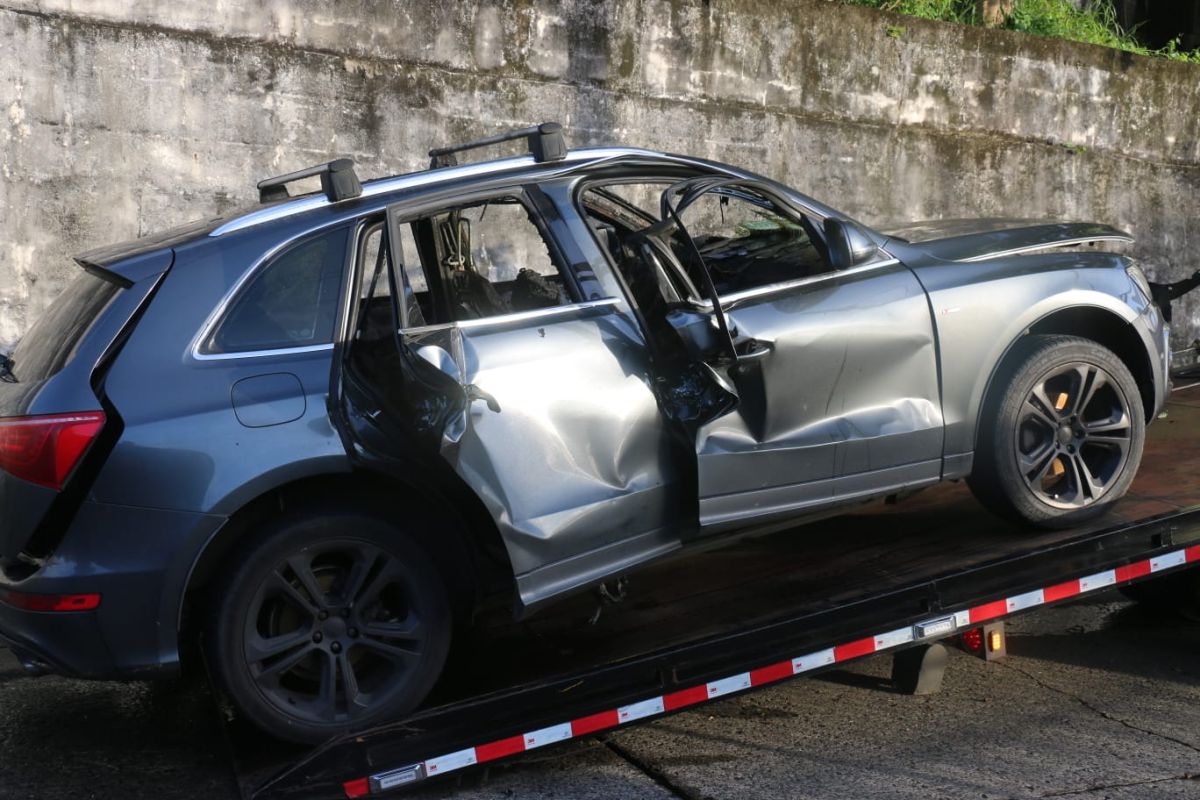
[960,627,984,654]
[0,588,101,612]
[0,412,106,490]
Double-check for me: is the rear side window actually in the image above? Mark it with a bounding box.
[10,271,120,382]
[203,226,350,354]
[397,196,572,326]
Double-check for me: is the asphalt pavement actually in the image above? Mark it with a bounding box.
[1,591,1197,799]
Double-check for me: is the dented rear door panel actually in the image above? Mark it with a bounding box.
[407,305,677,567]
[354,197,682,611]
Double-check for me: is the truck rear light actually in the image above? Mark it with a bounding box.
[0,589,101,612]
[0,412,105,490]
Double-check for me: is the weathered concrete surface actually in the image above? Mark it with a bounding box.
[1,591,1197,798]
[1,0,1198,350]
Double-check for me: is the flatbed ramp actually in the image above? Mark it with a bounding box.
[236,387,1200,800]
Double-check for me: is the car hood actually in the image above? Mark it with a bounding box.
[882,219,1133,262]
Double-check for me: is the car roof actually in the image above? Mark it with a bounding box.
[77,146,848,268]
[209,147,720,237]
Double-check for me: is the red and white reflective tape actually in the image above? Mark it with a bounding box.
[343,544,1200,798]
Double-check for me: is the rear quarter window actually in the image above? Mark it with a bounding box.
[202,226,350,355]
[9,271,120,382]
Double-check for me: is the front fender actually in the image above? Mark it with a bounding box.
[921,259,1152,460]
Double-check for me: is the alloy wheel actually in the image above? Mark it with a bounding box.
[242,540,430,725]
[1014,362,1133,510]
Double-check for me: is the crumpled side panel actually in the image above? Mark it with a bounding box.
[413,310,679,581]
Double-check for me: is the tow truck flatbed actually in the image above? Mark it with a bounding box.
[239,387,1200,800]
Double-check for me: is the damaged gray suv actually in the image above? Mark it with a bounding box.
[0,123,1170,743]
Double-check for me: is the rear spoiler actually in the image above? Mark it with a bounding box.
[74,248,175,288]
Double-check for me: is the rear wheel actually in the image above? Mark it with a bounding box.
[969,335,1145,529]
[207,511,451,744]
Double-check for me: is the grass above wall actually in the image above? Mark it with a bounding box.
[843,0,1200,63]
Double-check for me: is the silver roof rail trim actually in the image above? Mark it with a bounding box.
[210,148,667,238]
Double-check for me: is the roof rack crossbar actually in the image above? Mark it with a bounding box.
[428,122,567,169]
[257,158,363,204]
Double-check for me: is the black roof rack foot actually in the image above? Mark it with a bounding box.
[257,158,363,204]
[428,122,567,169]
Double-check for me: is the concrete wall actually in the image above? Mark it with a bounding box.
[2,0,1198,352]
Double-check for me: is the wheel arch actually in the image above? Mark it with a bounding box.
[178,468,514,640]
[974,304,1156,453]
[1025,306,1155,421]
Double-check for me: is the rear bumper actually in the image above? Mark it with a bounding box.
[0,605,113,677]
[0,500,224,679]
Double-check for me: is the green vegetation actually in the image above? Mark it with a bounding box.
[843,0,1200,63]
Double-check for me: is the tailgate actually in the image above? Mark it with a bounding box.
[0,249,171,568]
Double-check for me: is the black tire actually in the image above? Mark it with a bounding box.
[206,510,452,744]
[969,335,1145,529]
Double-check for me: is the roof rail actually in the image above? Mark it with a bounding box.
[257,158,363,204]
[428,122,567,169]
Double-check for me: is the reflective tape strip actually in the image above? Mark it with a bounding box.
[524,722,573,750]
[969,598,1008,623]
[475,735,525,763]
[618,697,665,723]
[1043,579,1081,603]
[343,778,370,798]
[750,660,795,686]
[792,648,836,674]
[345,546,1200,796]
[1079,569,1117,592]
[663,684,708,711]
[571,709,619,736]
[834,636,877,661]
[1151,550,1188,572]
[424,748,477,776]
[874,626,915,650]
[1116,559,1152,582]
[1006,588,1045,613]
[707,673,752,699]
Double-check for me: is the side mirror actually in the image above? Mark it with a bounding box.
[824,218,881,270]
[666,308,724,361]
[415,344,462,384]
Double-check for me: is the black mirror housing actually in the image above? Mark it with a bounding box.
[824,218,881,270]
[666,307,724,361]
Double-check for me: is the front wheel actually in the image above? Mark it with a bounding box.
[969,335,1145,529]
[207,511,452,744]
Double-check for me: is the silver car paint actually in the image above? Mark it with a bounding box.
[696,259,943,531]
[902,246,1166,463]
[330,153,1167,613]
[400,304,684,609]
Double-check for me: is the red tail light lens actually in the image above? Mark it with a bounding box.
[0,412,106,490]
[0,589,101,612]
